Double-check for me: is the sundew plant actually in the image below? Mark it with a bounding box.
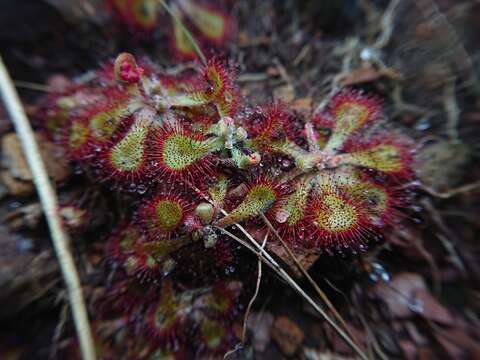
[35,48,416,357]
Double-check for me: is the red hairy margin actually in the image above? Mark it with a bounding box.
[149,121,216,185]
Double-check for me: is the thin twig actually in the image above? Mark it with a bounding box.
[273,57,293,85]
[420,181,480,199]
[372,0,401,49]
[443,78,460,143]
[237,73,271,82]
[157,0,207,65]
[0,57,95,360]
[293,43,311,67]
[50,303,69,360]
[242,233,267,343]
[222,233,267,359]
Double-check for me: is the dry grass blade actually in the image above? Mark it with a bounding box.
[157,0,207,65]
[0,57,96,360]
[215,226,279,275]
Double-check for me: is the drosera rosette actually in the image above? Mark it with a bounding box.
[260,89,414,187]
[34,50,423,358]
